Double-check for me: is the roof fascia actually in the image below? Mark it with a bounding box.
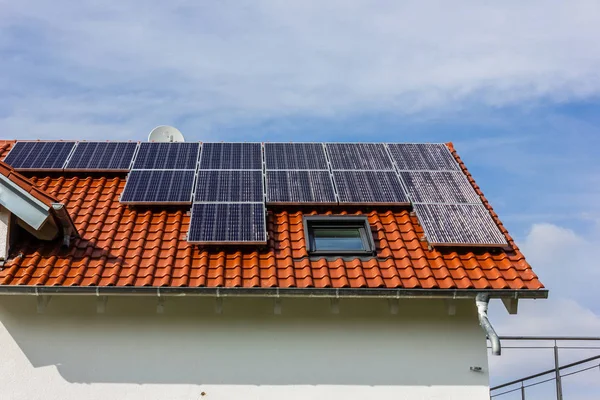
[0,286,549,300]
[0,174,51,230]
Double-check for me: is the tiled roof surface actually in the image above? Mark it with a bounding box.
[0,140,544,291]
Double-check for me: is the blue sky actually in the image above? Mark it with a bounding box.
[1,1,600,398]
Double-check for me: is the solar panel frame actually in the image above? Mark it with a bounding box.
[264,143,329,170]
[64,142,138,171]
[131,142,200,170]
[326,143,395,171]
[3,141,76,170]
[399,171,481,204]
[199,142,263,170]
[120,170,196,204]
[387,143,460,171]
[413,203,507,247]
[194,170,265,202]
[266,170,337,204]
[188,202,267,244]
[333,171,410,204]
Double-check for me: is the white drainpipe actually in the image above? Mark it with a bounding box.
[476,293,501,356]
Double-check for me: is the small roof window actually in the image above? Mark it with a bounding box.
[303,216,376,256]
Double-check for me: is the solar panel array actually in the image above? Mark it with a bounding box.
[326,143,409,205]
[391,143,506,247]
[413,203,507,246]
[4,141,76,170]
[66,142,137,170]
[200,143,262,170]
[2,140,507,247]
[265,143,336,204]
[190,143,267,244]
[120,170,195,204]
[132,142,199,169]
[121,142,199,204]
[267,170,336,204]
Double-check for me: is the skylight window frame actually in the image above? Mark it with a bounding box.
[303,215,376,256]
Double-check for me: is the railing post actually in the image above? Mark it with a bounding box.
[520,382,525,400]
[554,341,563,400]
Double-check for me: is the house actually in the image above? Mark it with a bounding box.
[0,138,546,400]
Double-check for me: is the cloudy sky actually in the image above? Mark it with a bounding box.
[1,0,599,398]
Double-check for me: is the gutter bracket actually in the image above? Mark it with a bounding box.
[476,293,501,356]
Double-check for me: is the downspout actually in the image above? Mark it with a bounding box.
[476,293,501,356]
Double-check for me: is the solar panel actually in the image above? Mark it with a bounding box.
[65,142,137,170]
[400,171,481,204]
[266,170,337,204]
[194,170,264,202]
[333,171,409,204]
[326,143,394,170]
[199,143,262,170]
[188,203,267,243]
[413,203,507,246]
[120,170,195,204]
[4,141,75,170]
[264,143,328,170]
[132,142,199,170]
[387,143,459,171]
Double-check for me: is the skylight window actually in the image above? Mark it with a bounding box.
[303,216,376,255]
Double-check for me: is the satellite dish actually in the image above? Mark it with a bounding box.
[148,125,185,142]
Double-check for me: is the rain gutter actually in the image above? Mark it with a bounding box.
[0,286,548,299]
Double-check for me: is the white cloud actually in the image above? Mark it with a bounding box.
[1,1,600,138]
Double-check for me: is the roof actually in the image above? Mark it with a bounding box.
[0,140,545,296]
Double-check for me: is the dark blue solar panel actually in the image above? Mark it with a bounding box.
[326,143,394,170]
[333,171,409,204]
[4,141,75,170]
[65,142,137,170]
[413,203,507,246]
[132,142,199,170]
[120,170,195,203]
[387,143,459,171]
[266,170,337,203]
[199,143,262,170]
[188,203,267,243]
[264,143,328,170]
[194,170,264,202]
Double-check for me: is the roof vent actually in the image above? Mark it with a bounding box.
[148,125,185,142]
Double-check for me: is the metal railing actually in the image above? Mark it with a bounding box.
[489,336,600,399]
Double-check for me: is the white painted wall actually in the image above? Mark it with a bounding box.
[0,206,9,260]
[0,296,491,400]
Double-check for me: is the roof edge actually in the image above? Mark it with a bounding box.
[0,286,549,299]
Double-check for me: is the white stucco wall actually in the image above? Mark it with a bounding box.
[0,295,491,400]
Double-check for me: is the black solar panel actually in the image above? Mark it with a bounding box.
[132,142,199,170]
[194,170,264,202]
[120,170,195,203]
[65,142,137,170]
[333,171,409,204]
[4,141,75,170]
[188,203,267,243]
[387,143,459,171]
[266,170,337,204]
[264,143,328,170]
[413,203,507,246]
[400,171,481,204]
[326,143,394,170]
[199,143,262,170]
